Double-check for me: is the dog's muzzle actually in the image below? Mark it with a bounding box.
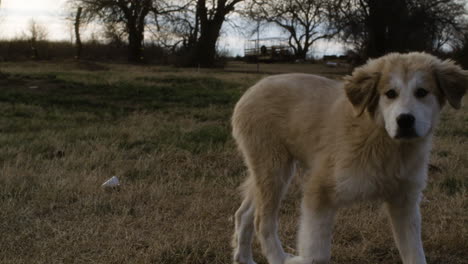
[395,114,418,139]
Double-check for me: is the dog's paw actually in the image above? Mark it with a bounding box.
[284,255,329,264]
[284,255,306,264]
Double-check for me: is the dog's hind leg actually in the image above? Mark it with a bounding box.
[252,154,295,264]
[233,177,257,264]
[233,153,294,264]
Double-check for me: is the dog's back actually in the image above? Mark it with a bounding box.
[232,73,342,164]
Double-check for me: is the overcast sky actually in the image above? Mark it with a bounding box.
[0,0,344,57]
[1,0,69,40]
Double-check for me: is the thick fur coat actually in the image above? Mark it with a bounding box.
[232,53,467,264]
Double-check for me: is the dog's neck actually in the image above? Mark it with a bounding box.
[346,111,432,162]
[331,111,432,198]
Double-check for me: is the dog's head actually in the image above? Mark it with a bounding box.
[344,52,468,140]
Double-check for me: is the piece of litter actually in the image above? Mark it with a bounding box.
[101,176,120,189]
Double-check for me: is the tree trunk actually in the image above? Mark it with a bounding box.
[128,32,143,63]
[188,0,234,67]
[127,20,144,63]
[190,21,223,67]
[366,0,409,57]
[75,7,83,60]
[366,0,387,58]
[31,40,39,60]
[296,49,307,60]
[295,43,310,60]
[387,0,409,52]
[187,9,200,50]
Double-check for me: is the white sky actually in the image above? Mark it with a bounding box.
[0,0,344,56]
[1,0,70,41]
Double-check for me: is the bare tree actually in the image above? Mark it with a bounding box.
[68,0,186,63]
[248,0,337,60]
[407,0,467,51]
[75,7,83,59]
[151,1,198,52]
[331,0,467,59]
[24,19,49,60]
[451,26,468,68]
[189,0,244,67]
[25,19,49,42]
[103,22,127,47]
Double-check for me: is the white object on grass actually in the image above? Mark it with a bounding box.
[101,176,120,189]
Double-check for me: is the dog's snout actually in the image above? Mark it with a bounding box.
[397,114,415,129]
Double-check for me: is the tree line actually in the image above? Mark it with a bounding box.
[5,0,468,67]
[67,0,244,67]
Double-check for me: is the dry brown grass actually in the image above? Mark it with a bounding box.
[0,61,466,264]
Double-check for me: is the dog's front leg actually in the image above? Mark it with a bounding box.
[286,198,336,264]
[385,193,426,264]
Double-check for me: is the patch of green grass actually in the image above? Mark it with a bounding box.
[118,139,159,154]
[439,177,467,195]
[185,125,230,145]
[120,122,232,154]
[123,167,154,183]
[178,125,230,153]
[191,107,233,121]
[135,75,242,107]
[436,150,450,157]
[0,73,242,118]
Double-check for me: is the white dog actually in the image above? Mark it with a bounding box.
[231,52,467,264]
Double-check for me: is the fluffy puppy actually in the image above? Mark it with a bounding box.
[232,52,467,264]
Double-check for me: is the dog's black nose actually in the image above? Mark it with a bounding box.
[397,114,415,129]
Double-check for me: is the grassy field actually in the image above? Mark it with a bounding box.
[0,61,466,264]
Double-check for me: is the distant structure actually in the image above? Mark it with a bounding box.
[244,38,294,63]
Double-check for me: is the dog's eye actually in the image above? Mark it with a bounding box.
[385,89,398,99]
[415,88,429,98]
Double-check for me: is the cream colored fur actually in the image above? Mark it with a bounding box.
[231,52,468,264]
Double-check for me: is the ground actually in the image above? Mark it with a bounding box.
[0,61,466,264]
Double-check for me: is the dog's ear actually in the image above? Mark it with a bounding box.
[434,59,468,109]
[344,69,380,116]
